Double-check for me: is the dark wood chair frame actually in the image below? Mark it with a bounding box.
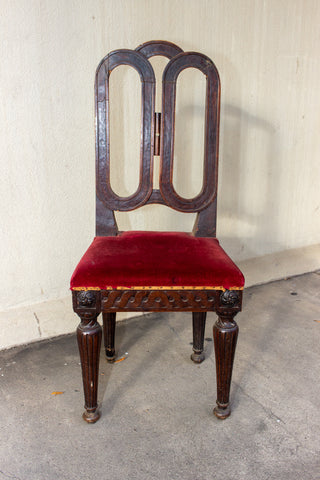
[72,40,243,423]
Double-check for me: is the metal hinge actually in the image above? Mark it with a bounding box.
[154,112,161,156]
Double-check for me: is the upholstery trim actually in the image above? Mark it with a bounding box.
[71,286,244,292]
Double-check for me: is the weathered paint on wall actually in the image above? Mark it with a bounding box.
[1,0,320,313]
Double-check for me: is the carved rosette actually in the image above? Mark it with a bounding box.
[216,289,242,318]
[72,290,101,324]
[220,290,240,307]
[77,291,96,308]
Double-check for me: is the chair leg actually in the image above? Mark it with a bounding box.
[77,314,102,423]
[103,312,116,362]
[191,312,206,363]
[213,313,238,419]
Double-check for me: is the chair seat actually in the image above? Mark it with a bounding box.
[70,231,244,291]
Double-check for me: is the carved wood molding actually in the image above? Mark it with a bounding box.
[72,288,243,313]
[73,288,242,314]
[101,289,221,312]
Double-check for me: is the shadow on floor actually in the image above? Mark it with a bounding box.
[0,272,319,480]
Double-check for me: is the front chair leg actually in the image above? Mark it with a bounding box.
[213,313,238,419]
[73,291,102,423]
[77,314,102,423]
[103,312,116,362]
[191,312,206,363]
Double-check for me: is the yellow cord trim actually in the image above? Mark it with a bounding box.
[72,286,101,291]
[71,285,244,292]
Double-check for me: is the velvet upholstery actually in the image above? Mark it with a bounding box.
[70,231,244,291]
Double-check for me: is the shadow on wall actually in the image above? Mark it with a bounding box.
[219,102,277,261]
[107,52,280,264]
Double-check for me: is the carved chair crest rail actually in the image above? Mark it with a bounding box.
[70,40,245,423]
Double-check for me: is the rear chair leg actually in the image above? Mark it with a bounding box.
[103,312,116,362]
[191,312,206,363]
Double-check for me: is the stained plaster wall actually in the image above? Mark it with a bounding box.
[1,0,319,348]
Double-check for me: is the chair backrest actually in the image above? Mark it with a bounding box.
[95,40,220,238]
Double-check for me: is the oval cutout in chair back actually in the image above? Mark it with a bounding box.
[160,52,220,212]
[109,65,141,198]
[173,67,206,199]
[95,49,155,211]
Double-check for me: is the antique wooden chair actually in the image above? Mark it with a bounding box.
[70,40,244,423]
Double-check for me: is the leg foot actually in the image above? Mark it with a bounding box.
[213,403,231,420]
[83,408,101,424]
[191,312,206,363]
[103,312,116,362]
[106,354,116,363]
[191,351,205,363]
[213,313,238,419]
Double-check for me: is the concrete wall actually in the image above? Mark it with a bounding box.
[1,0,320,348]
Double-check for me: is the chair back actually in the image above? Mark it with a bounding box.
[95,40,220,237]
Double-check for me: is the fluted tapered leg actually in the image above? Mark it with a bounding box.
[213,314,238,419]
[191,312,206,363]
[103,312,116,362]
[77,316,102,423]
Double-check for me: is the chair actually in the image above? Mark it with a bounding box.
[71,40,244,423]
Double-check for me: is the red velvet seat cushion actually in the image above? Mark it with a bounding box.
[70,231,244,291]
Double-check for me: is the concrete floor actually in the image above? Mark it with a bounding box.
[0,272,319,480]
